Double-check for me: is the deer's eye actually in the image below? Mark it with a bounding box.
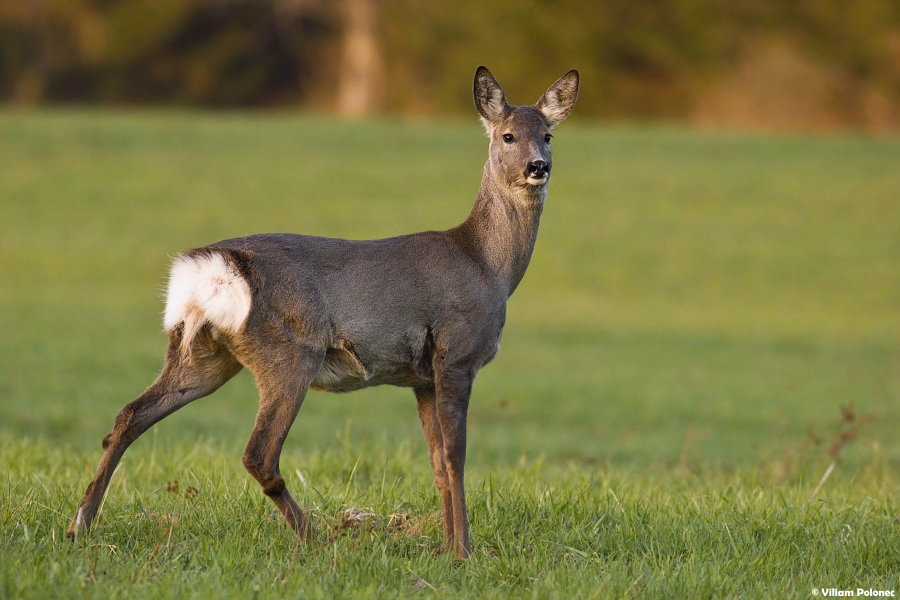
[544,134,552,143]
[502,133,515,144]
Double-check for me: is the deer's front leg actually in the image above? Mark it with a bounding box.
[434,366,473,559]
[414,385,454,552]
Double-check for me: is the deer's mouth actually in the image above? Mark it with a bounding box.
[526,173,549,186]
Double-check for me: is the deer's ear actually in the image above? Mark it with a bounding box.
[473,66,508,130]
[536,70,579,129]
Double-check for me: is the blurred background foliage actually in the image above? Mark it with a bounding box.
[1,0,899,130]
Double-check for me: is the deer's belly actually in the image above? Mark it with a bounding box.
[309,343,431,393]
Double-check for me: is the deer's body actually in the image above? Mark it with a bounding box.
[69,67,578,559]
[179,228,505,393]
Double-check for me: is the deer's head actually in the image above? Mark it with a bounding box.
[474,66,579,198]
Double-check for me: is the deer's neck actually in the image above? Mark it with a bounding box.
[454,163,545,297]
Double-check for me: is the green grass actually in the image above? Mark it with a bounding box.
[1,110,899,597]
[3,435,899,598]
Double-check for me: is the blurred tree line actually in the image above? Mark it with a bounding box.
[2,0,898,129]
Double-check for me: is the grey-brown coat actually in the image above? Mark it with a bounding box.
[68,66,579,560]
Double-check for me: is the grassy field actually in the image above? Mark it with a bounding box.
[1,110,899,597]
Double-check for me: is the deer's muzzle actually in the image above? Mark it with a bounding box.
[525,160,550,183]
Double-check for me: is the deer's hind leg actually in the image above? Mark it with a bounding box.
[239,342,325,537]
[68,328,242,539]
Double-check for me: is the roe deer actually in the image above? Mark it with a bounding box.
[68,66,578,559]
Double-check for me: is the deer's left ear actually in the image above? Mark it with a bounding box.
[536,70,579,129]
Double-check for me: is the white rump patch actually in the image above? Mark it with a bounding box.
[164,252,252,336]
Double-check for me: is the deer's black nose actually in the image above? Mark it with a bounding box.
[526,160,549,177]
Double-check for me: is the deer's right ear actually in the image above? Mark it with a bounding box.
[473,66,508,130]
